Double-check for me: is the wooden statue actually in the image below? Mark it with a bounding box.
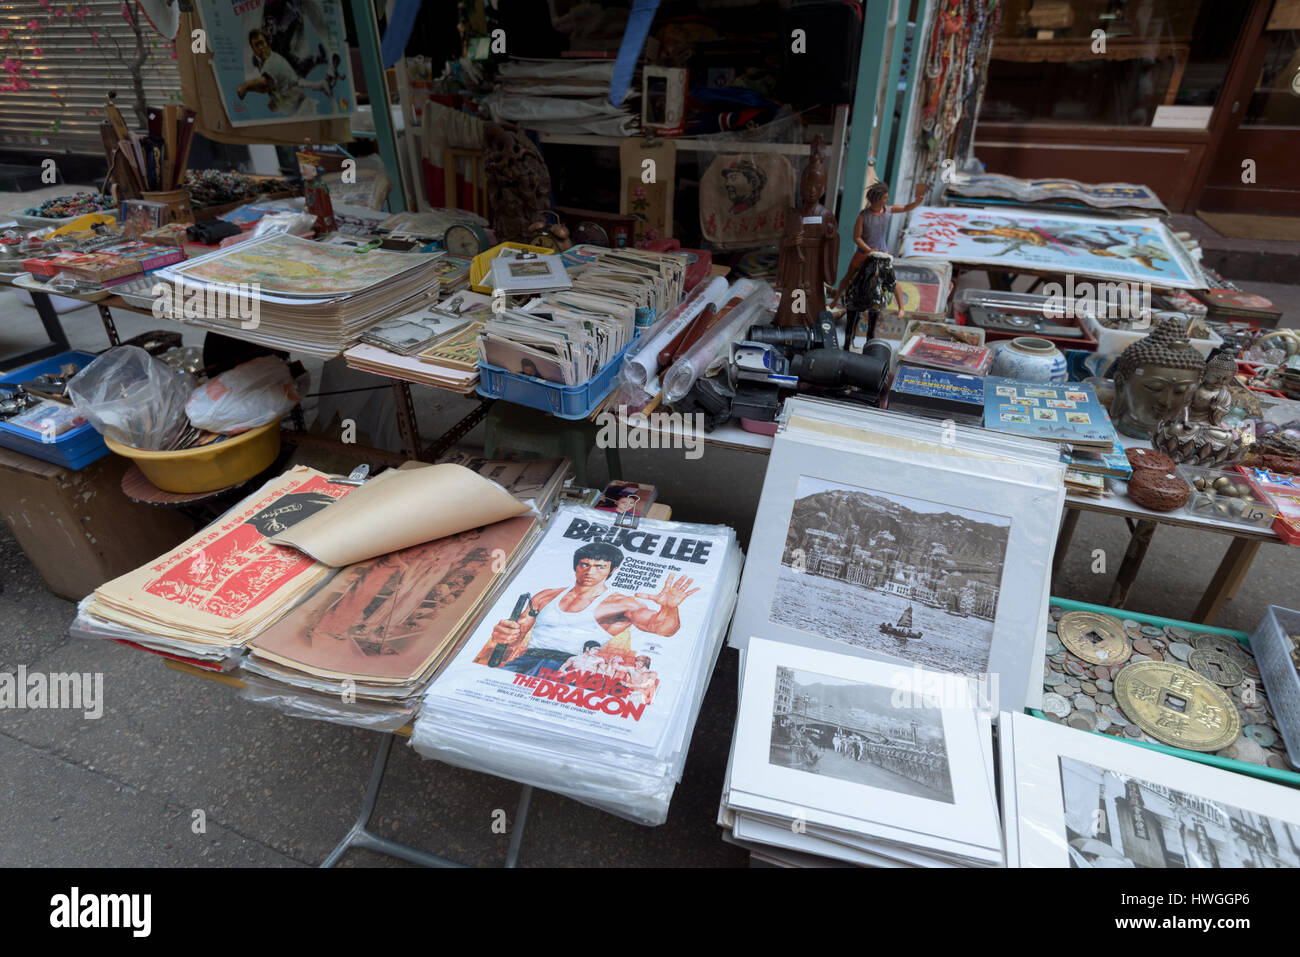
[774,137,837,328]
[484,122,552,244]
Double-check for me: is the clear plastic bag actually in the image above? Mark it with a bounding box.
[186,356,299,434]
[66,345,192,450]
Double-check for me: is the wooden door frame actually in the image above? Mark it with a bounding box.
[1186,0,1280,210]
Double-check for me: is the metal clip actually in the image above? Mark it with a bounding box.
[327,464,371,486]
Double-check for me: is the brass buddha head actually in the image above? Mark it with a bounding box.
[1109,316,1205,438]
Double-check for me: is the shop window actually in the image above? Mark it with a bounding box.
[979,0,1248,127]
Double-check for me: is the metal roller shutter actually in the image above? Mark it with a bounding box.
[0,0,181,156]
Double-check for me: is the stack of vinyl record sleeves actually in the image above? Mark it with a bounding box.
[152,234,452,358]
[720,639,1003,867]
[412,505,743,824]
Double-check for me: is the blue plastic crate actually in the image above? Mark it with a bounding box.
[0,350,110,470]
[476,336,638,420]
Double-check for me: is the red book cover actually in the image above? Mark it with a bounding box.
[899,335,993,375]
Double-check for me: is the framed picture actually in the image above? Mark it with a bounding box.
[641,66,687,136]
[729,400,1063,713]
[1001,712,1300,868]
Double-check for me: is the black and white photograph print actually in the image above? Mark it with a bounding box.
[769,666,954,803]
[1059,756,1300,868]
[768,475,1011,674]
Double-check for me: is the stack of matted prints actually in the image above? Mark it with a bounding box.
[720,638,1003,867]
[1000,711,1300,868]
[728,396,1065,713]
[344,290,492,393]
[153,234,451,358]
[412,504,743,824]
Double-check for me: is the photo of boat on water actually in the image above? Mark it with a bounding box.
[768,475,1011,675]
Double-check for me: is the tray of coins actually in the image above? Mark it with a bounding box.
[1032,597,1299,788]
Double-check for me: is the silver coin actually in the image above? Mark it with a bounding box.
[1068,712,1096,732]
[1218,744,1240,760]
[1122,619,1140,629]
[1047,621,1058,634]
[1052,684,1073,699]
[1080,680,1097,695]
[1065,676,1080,689]
[1169,642,1195,661]
[1046,638,1063,655]
[1123,725,1142,738]
[1041,692,1071,718]
[1130,653,1151,662]
[1050,606,1064,620]
[1095,714,1111,733]
[1140,625,1164,638]
[1101,705,1128,726]
[1095,691,1114,706]
[1232,736,1270,766]
[1074,694,1096,712]
[1047,670,1065,685]
[1096,678,1113,693]
[1166,626,1191,640]
[1267,754,1293,770]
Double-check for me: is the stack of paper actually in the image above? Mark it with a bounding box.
[485,59,637,136]
[1001,711,1300,867]
[75,468,357,663]
[153,234,451,358]
[720,639,1004,867]
[412,505,743,824]
[430,254,472,296]
[344,290,492,393]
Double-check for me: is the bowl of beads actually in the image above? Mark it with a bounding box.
[1178,464,1274,530]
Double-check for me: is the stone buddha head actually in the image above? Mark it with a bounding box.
[1109,316,1205,439]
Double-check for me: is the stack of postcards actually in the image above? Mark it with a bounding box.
[720,639,1004,867]
[1001,711,1300,867]
[344,290,492,393]
[151,234,451,358]
[412,505,743,824]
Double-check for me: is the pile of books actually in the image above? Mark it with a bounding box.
[412,505,743,824]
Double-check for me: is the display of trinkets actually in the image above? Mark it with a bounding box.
[1179,465,1274,528]
[1039,605,1295,771]
[21,191,111,220]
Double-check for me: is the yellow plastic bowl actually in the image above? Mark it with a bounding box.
[103,419,282,493]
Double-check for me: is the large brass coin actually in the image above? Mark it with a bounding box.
[1058,611,1132,665]
[1114,661,1240,752]
[1186,648,1244,687]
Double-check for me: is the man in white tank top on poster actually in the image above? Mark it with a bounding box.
[488,542,699,677]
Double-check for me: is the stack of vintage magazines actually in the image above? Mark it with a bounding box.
[719,639,1004,867]
[412,504,743,824]
[1000,711,1300,867]
[152,234,451,358]
[72,467,359,664]
[235,458,572,726]
[344,290,492,393]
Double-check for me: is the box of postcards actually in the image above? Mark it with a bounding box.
[1033,597,1299,788]
[1177,464,1274,530]
[1249,606,1300,772]
[477,335,639,420]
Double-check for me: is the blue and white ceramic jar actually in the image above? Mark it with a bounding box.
[989,336,1068,384]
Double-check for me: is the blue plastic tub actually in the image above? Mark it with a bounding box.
[0,350,110,470]
[476,336,638,420]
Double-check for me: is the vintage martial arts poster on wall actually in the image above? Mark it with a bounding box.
[425,506,738,751]
[195,0,356,126]
[900,206,1203,289]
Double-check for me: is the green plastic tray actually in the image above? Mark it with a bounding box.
[1029,596,1300,789]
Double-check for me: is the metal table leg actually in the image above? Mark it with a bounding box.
[1105,518,1157,608]
[424,398,492,462]
[321,733,463,868]
[97,302,121,346]
[391,381,423,461]
[1,289,72,368]
[504,786,533,868]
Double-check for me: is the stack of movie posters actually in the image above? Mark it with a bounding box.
[1001,711,1300,868]
[155,235,450,358]
[73,468,357,663]
[412,505,743,824]
[720,639,1003,867]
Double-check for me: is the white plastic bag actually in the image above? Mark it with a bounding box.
[67,345,192,450]
[186,356,299,434]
